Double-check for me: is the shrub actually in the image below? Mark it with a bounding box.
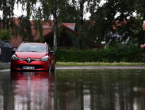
[0,29,11,41]
[55,45,144,62]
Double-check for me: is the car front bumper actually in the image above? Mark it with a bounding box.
[11,59,50,71]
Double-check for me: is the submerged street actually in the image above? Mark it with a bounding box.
[0,68,145,110]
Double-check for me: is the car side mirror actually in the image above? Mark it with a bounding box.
[50,51,54,55]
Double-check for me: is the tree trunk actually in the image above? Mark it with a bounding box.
[53,16,57,51]
[52,0,58,51]
[78,0,84,50]
[144,0,145,20]
[3,1,8,29]
[53,9,58,50]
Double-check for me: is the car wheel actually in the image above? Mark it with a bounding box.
[10,67,14,72]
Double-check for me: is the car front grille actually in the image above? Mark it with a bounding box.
[18,58,40,63]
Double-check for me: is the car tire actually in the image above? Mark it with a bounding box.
[10,66,14,72]
[10,69,15,73]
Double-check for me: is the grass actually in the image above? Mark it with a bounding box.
[0,62,145,70]
[56,62,145,66]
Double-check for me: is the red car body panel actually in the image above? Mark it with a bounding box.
[11,42,56,71]
[11,59,50,70]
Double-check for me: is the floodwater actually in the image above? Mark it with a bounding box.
[0,69,145,110]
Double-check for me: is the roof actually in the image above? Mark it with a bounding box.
[43,23,78,40]
[9,17,77,47]
[10,36,22,48]
[62,23,76,30]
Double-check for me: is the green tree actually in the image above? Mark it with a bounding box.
[18,16,34,42]
[59,2,79,23]
[2,0,145,49]
[65,0,97,49]
[10,15,34,42]
[0,0,14,43]
[11,0,39,42]
[0,0,15,29]
[32,0,68,50]
[0,29,11,40]
[87,0,145,46]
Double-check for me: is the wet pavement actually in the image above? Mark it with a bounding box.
[1,65,145,72]
[1,68,145,110]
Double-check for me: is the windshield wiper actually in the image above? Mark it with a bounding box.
[30,51,38,52]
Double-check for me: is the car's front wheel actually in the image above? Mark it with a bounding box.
[10,66,14,72]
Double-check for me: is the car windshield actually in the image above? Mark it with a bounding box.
[17,44,47,52]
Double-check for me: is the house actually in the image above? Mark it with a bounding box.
[8,17,79,49]
[43,23,78,49]
[8,17,101,49]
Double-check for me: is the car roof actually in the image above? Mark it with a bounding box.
[22,42,46,45]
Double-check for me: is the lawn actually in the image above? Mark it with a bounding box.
[56,62,145,66]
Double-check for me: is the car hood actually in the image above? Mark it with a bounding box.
[15,52,47,59]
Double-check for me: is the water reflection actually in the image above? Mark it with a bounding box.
[0,69,145,110]
[55,69,145,110]
[10,71,55,110]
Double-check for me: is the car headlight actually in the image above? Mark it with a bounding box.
[41,56,49,62]
[11,55,18,61]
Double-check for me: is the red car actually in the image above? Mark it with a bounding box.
[11,42,56,72]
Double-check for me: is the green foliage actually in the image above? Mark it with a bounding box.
[55,45,144,62]
[0,0,15,17]
[55,49,96,62]
[87,0,145,46]
[95,45,144,62]
[1,0,145,49]
[0,29,11,40]
[11,16,35,42]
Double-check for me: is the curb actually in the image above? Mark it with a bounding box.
[0,62,10,69]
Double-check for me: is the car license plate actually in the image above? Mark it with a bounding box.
[23,66,35,70]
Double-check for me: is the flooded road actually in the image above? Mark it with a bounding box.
[0,69,145,110]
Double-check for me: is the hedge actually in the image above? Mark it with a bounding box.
[55,45,144,62]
